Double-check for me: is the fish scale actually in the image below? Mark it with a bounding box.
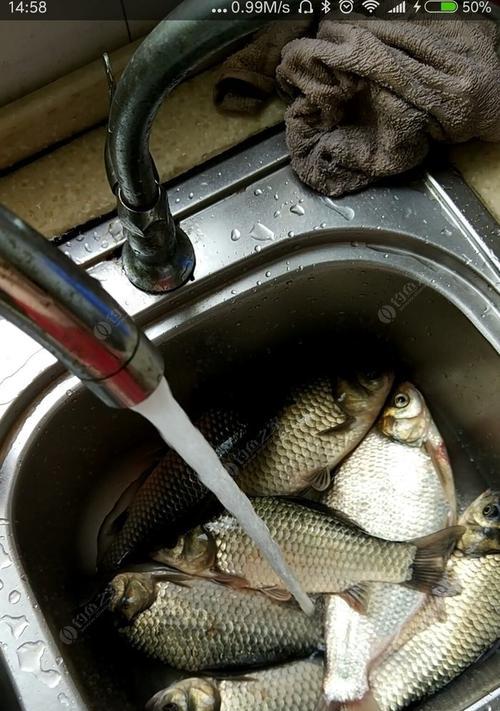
[370,554,500,711]
[111,574,324,671]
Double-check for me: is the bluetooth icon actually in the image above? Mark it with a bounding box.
[321,0,332,11]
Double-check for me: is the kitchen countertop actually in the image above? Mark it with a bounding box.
[0,42,498,238]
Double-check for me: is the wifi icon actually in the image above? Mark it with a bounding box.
[362,0,380,11]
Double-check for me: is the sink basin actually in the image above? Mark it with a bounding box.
[0,131,499,710]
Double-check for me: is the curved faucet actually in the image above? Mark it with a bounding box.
[0,206,164,408]
[106,2,267,293]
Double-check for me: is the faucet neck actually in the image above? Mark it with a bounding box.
[105,4,267,292]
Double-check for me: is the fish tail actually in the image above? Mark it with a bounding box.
[406,525,464,595]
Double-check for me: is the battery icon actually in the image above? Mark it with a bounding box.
[424,0,458,11]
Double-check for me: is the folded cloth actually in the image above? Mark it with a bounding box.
[217,18,500,196]
[276,19,500,196]
[214,19,313,113]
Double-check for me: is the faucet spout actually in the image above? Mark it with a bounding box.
[106,3,267,293]
[0,206,164,408]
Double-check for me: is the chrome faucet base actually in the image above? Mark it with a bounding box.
[122,223,195,294]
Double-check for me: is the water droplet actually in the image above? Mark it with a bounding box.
[230,228,241,242]
[101,240,109,249]
[273,210,281,218]
[249,223,275,242]
[393,195,400,201]
[63,251,70,257]
[92,231,100,241]
[0,580,3,591]
[321,197,355,221]
[230,289,237,295]
[256,280,262,286]
[288,230,295,238]
[108,220,121,238]
[274,194,279,200]
[9,590,21,605]
[174,197,181,204]
[320,222,327,228]
[254,245,262,253]
[75,235,84,242]
[290,204,305,216]
[188,192,194,199]
[265,271,271,278]
[440,227,453,237]
[17,641,62,688]
[254,188,263,196]
[1,615,28,639]
[9,590,21,604]
[83,243,92,254]
[58,692,70,707]
[0,542,12,569]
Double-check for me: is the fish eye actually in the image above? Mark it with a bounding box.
[394,392,410,408]
[482,503,500,520]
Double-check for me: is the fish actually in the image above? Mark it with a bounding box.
[152,497,462,599]
[321,382,455,704]
[145,659,324,711]
[353,490,500,711]
[98,408,250,571]
[108,571,324,671]
[99,372,393,572]
[234,372,394,496]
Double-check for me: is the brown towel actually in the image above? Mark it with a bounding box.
[276,19,500,196]
[214,20,313,113]
[216,19,500,196]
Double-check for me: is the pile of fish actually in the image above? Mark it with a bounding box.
[98,372,500,711]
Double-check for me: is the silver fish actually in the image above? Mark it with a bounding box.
[322,382,455,704]
[362,490,500,711]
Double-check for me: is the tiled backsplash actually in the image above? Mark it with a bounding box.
[0,18,156,107]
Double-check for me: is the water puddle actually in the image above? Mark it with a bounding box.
[132,378,313,615]
[17,640,61,688]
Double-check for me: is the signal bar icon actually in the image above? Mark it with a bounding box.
[388,0,406,10]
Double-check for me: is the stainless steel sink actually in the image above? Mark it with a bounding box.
[0,130,499,711]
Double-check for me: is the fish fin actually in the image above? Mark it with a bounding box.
[406,526,464,595]
[260,585,293,603]
[339,584,370,614]
[424,439,457,524]
[309,468,333,492]
[211,572,252,590]
[317,419,352,436]
[146,568,196,588]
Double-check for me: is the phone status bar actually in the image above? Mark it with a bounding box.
[1,0,498,20]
